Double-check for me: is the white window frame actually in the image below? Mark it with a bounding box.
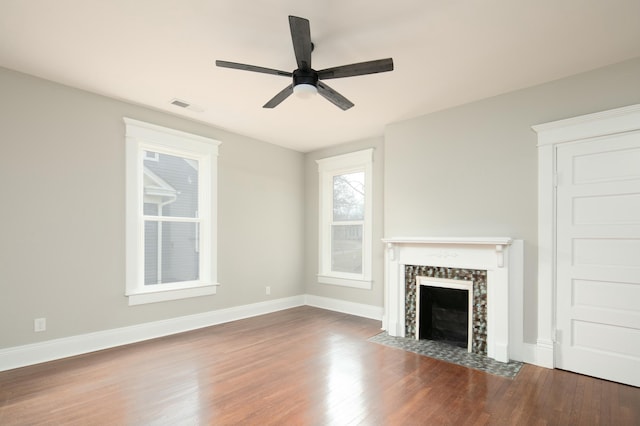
[124,117,220,305]
[316,149,373,289]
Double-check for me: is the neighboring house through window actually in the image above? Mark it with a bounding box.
[124,118,220,305]
[316,149,373,289]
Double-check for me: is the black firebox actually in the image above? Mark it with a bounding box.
[418,286,469,349]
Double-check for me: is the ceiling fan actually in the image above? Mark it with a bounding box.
[216,15,394,111]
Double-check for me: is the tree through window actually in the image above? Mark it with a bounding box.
[316,149,373,289]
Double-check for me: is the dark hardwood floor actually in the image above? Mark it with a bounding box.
[1,306,638,425]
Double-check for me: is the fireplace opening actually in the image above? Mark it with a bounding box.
[416,276,474,352]
[419,287,469,348]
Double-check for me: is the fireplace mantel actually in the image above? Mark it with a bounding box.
[383,237,513,267]
[383,237,513,245]
[382,237,524,363]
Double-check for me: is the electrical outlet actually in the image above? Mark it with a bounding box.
[265,286,271,295]
[34,318,47,332]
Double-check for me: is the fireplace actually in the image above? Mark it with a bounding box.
[408,266,487,355]
[382,237,524,363]
[417,277,473,352]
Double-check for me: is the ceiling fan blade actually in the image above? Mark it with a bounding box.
[317,81,354,111]
[263,84,294,108]
[289,16,312,70]
[216,60,292,77]
[317,58,394,80]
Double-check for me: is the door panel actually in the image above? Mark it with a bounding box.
[573,238,640,267]
[573,193,640,225]
[556,131,640,387]
[572,320,640,357]
[573,279,640,312]
[572,145,640,184]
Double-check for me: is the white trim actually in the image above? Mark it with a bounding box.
[316,275,372,289]
[304,294,383,321]
[124,117,220,148]
[508,240,525,362]
[518,341,554,368]
[532,103,640,370]
[316,149,374,289]
[127,283,219,306]
[534,339,555,368]
[532,104,640,146]
[535,142,556,367]
[520,342,539,365]
[0,296,306,372]
[124,118,221,305]
[382,237,513,246]
[383,237,514,269]
[316,149,373,171]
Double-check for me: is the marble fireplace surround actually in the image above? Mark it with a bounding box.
[382,237,524,363]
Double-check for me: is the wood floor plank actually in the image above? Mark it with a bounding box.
[1,306,639,425]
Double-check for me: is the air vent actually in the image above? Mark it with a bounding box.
[171,99,190,108]
[169,98,204,112]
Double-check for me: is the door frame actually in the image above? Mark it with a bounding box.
[532,103,640,368]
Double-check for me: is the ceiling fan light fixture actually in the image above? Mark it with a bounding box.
[293,83,318,98]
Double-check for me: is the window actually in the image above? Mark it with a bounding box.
[124,118,220,305]
[316,149,373,289]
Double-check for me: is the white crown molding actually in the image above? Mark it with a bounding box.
[532,103,640,146]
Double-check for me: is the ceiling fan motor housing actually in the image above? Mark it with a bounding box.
[293,68,318,88]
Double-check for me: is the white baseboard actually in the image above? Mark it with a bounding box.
[304,294,384,321]
[521,341,554,369]
[534,339,555,368]
[1,294,549,373]
[0,295,384,372]
[0,295,305,372]
[521,343,538,365]
[491,343,509,363]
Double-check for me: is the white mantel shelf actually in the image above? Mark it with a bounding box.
[383,237,514,268]
[382,236,524,363]
[382,237,513,245]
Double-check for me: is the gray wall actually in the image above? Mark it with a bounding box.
[3,56,640,351]
[384,57,640,343]
[304,138,385,307]
[0,67,305,349]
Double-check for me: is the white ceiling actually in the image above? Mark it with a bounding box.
[2,1,640,152]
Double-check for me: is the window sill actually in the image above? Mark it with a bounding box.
[317,275,372,290]
[127,283,219,306]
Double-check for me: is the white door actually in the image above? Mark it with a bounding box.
[556,130,640,387]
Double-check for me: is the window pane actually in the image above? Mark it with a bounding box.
[144,221,199,285]
[331,225,363,274]
[143,203,158,215]
[333,172,364,221]
[143,151,199,218]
